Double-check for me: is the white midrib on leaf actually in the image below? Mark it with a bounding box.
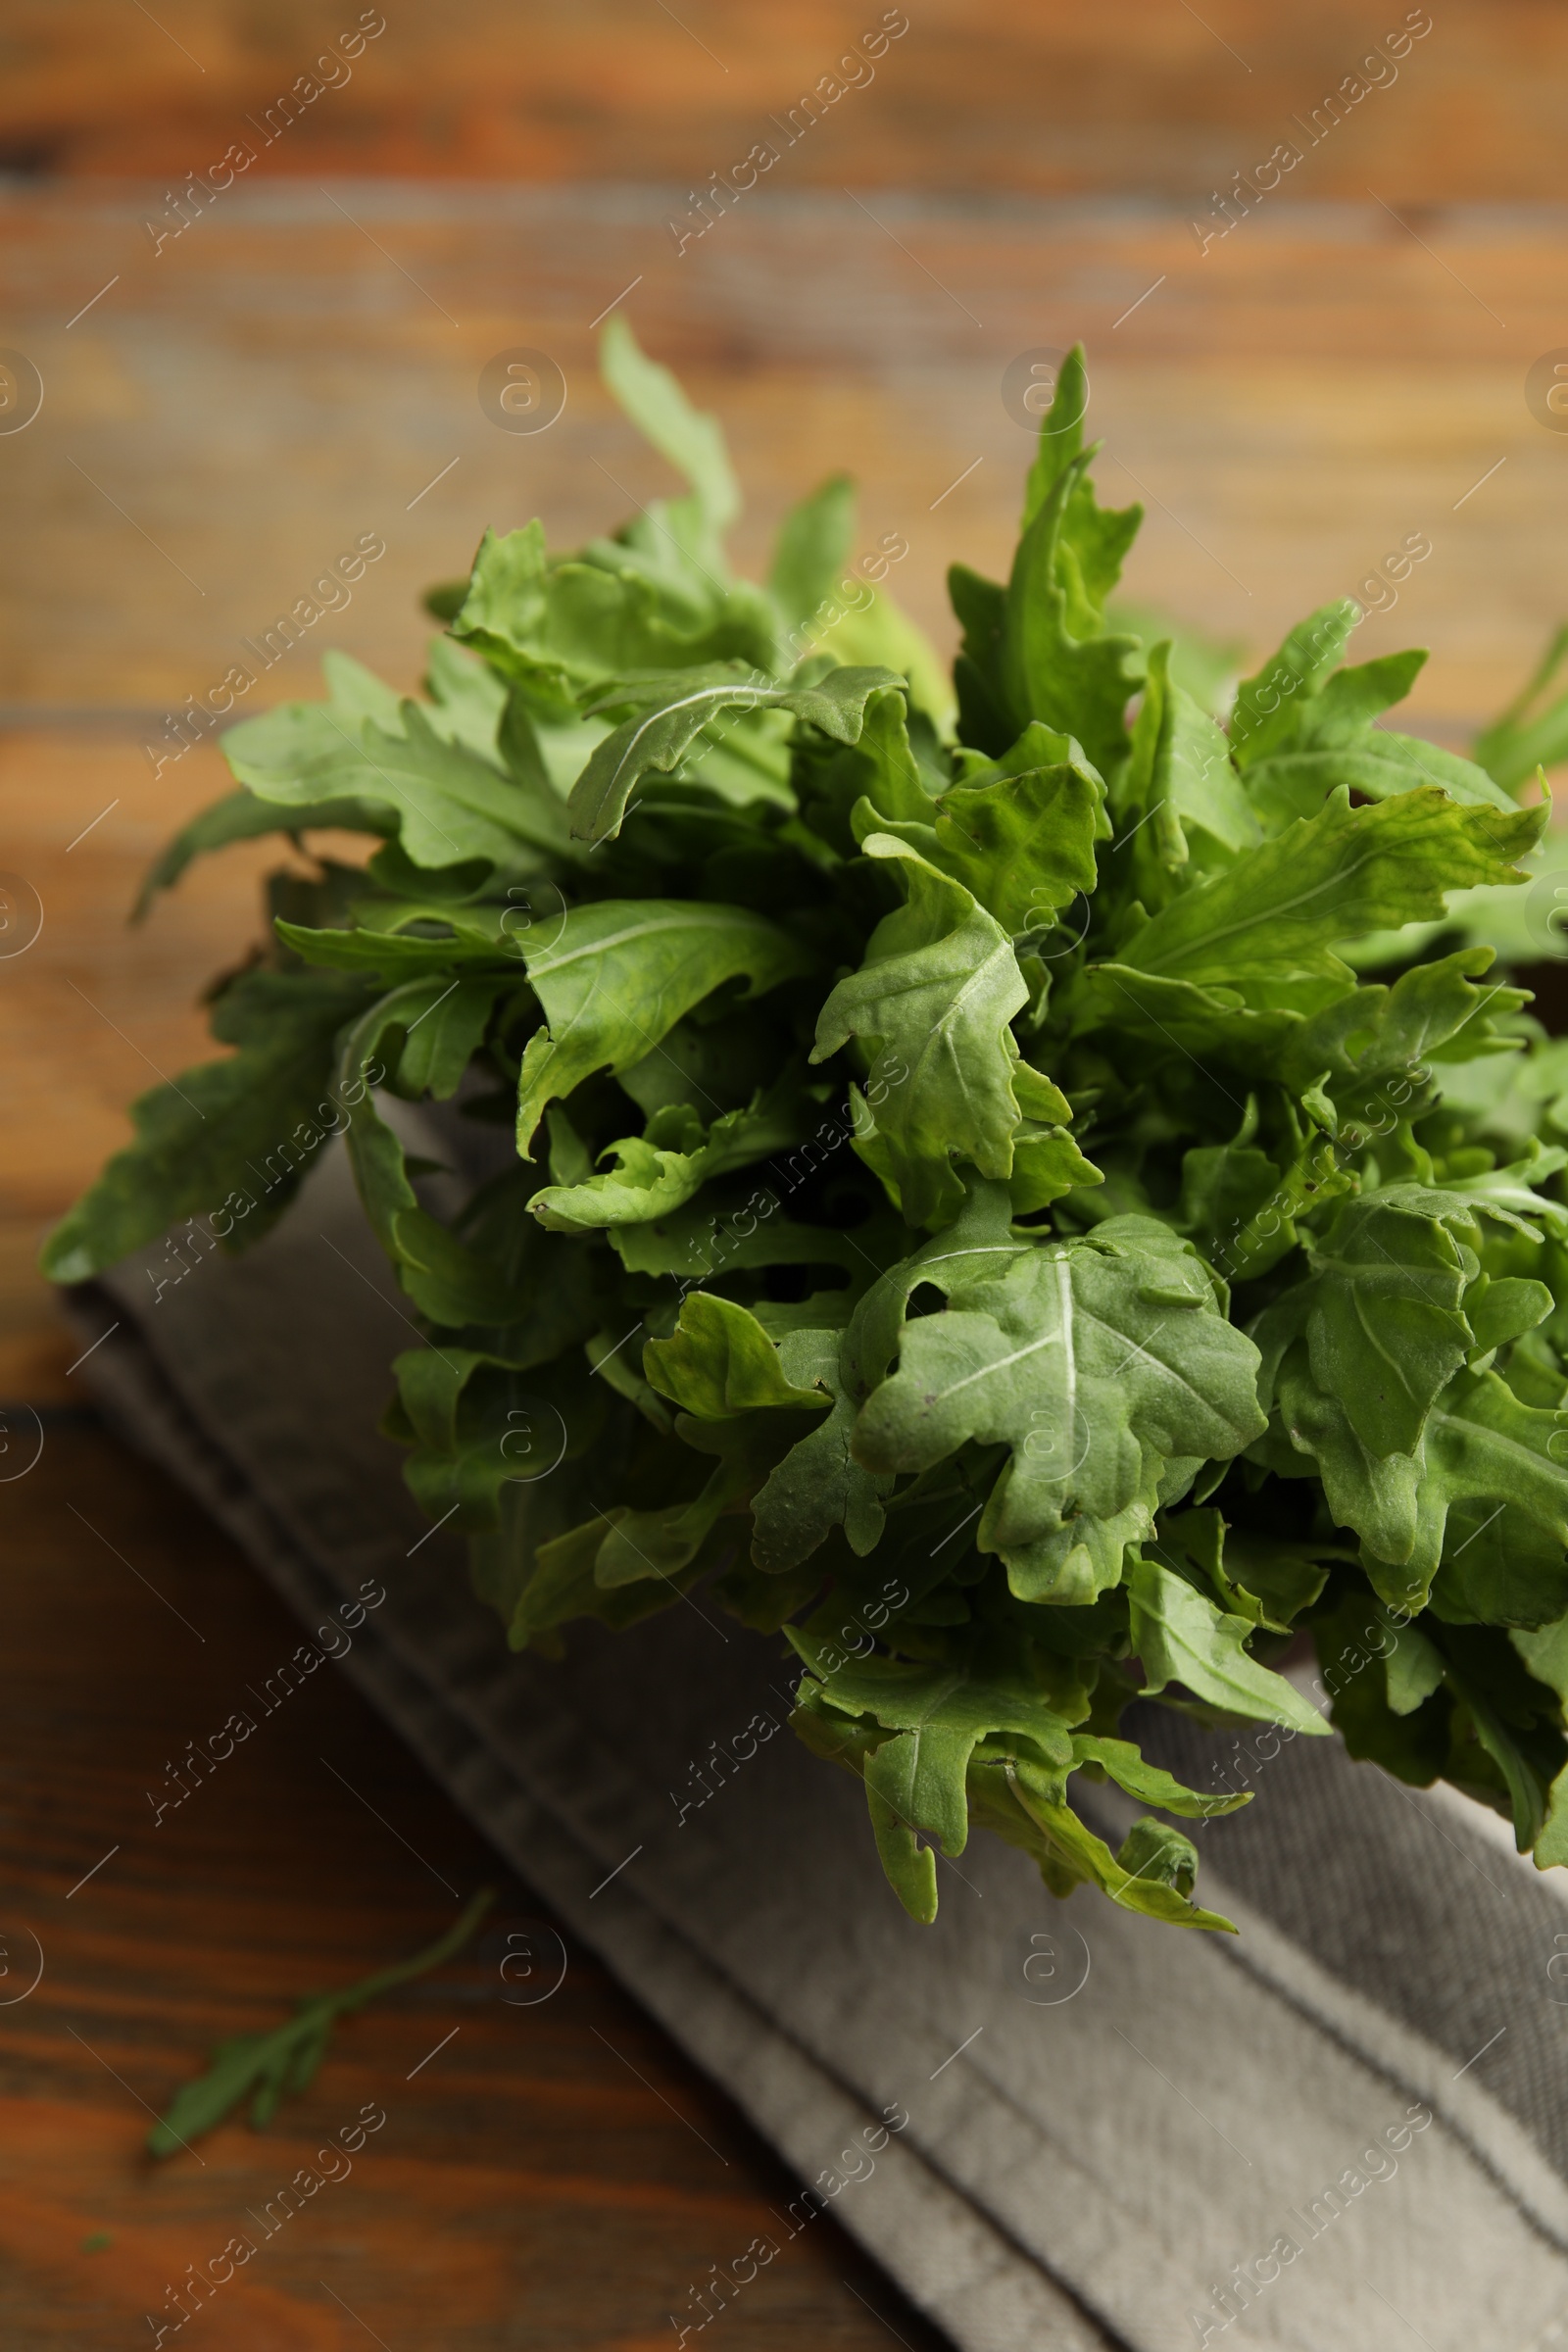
[600,683,771,801]
[930,1257,1075,1409]
[527,906,777,977]
[1135,824,1445,977]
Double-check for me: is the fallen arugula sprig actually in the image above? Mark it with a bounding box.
[50,325,1568,1935]
[148,1888,494,2155]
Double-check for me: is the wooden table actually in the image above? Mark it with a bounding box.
[3,7,1567,2338]
[0,1420,953,2349]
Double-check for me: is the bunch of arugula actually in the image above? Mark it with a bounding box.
[48,326,1568,1935]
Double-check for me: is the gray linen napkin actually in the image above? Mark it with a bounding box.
[67,1139,1568,2352]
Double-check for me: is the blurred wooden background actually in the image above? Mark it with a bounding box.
[2,6,1565,2343]
[3,0,1565,197]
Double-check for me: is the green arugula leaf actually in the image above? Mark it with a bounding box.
[789,1634,1076,1919]
[999,450,1145,781]
[814,835,1028,1227]
[1115,786,1544,990]
[224,694,573,872]
[768,473,856,630]
[917,723,1107,934]
[149,1891,493,2156]
[1118,640,1258,907]
[601,314,741,555]
[644,1293,830,1419]
[528,1080,804,1233]
[750,1325,895,1572]
[567,662,901,844]
[41,970,376,1281]
[134,788,394,919]
[1128,1558,1330,1734]
[855,1216,1266,1603]
[514,898,813,1153]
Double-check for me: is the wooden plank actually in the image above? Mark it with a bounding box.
[2,190,1564,729]
[2,1,1564,202]
[0,724,299,1400]
[0,1421,950,2349]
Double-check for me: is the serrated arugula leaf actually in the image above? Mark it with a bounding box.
[1071,1731,1251,1817]
[855,1215,1266,1603]
[918,723,1106,935]
[423,633,510,758]
[54,322,1568,1926]
[1118,641,1258,907]
[1281,1358,1568,1614]
[1238,644,1517,824]
[750,1324,895,1572]
[644,1293,829,1419]
[149,1891,493,2156]
[1128,1559,1330,1733]
[337,981,530,1325]
[999,450,1145,781]
[789,1634,1076,1918]
[392,1337,601,1526]
[529,1079,804,1233]
[567,662,901,844]
[41,969,376,1282]
[1229,600,1359,762]
[1115,786,1543,990]
[1253,1190,1478,1461]
[135,788,394,918]
[224,694,573,872]
[999,1763,1240,1930]
[514,898,813,1152]
[452,520,776,706]
[1277,948,1523,1108]
[814,835,1028,1226]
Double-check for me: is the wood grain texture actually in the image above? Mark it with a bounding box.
[0,1423,949,2350]
[3,189,1564,728]
[0,724,320,1402]
[1,1,1564,201]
